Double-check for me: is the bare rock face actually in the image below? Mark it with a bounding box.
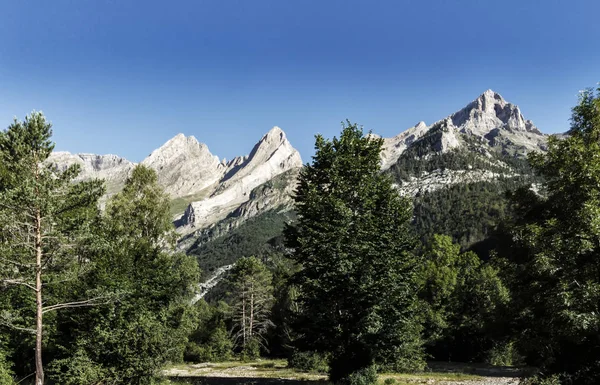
[178,127,302,231]
[380,90,548,172]
[380,121,429,169]
[141,134,224,198]
[447,89,546,153]
[47,152,135,198]
[48,126,303,235]
[379,90,548,196]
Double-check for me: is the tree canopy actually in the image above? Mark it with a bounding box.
[286,122,424,383]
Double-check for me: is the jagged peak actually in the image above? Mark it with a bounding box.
[249,126,296,158]
[49,151,132,163]
[415,121,427,128]
[260,126,287,143]
[162,133,204,148]
[145,133,212,159]
[481,89,503,99]
[444,89,542,135]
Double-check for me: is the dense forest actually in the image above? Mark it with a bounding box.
[1,86,600,385]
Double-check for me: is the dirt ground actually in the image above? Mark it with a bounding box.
[164,360,527,385]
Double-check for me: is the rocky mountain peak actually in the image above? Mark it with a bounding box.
[253,126,290,153]
[415,121,427,130]
[379,90,547,170]
[141,134,223,198]
[143,134,214,163]
[450,90,540,135]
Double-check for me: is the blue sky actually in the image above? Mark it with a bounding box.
[1,0,599,163]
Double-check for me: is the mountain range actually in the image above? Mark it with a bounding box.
[49,90,548,280]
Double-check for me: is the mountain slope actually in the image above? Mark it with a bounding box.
[48,90,549,280]
[48,126,302,235]
[383,90,546,249]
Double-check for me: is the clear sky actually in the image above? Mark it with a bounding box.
[1,0,599,163]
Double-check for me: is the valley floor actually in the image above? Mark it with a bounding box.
[164,360,524,385]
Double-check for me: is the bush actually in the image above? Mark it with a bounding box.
[288,351,329,373]
[486,341,523,366]
[520,374,562,385]
[383,378,396,385]
[0,354,14,385]
[184,322,233,363]
[240,338,261,362]
[47,349,106,385]
[340,365,378,385]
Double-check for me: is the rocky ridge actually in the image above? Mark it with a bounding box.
[48,126,302,234]
[381,90,547,195]
[48,90,548,262]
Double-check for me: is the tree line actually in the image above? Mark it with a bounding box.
[2,86,600,385]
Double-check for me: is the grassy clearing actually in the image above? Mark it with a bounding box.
[164,359,486,384]
[169,188,213,216]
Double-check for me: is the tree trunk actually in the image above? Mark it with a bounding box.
[242,289,246,348]
[35,208,44,385]
[249,281,254,338]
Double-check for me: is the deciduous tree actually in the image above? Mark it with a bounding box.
[499,87,600,384]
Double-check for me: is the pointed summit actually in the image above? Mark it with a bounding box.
[141,134,223,198]
[259,126,287,145]
[447,90,539,135]
[221,126,302,185]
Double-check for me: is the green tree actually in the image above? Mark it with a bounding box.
[227,256,274,359]
[48,165,200,385]
[286,122,424,384]
[185,300,233,363]
[0,350,14,385]
[0,112,105,385]
[499,87,600,384]
[418,235,509,362]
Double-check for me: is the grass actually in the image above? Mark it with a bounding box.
[164,359,486,384]
[379,371,482,384]
[169,188,213,216]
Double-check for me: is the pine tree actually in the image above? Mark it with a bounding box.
[228,256,274,359]
[286,121,424,384]
[0,112,105,385]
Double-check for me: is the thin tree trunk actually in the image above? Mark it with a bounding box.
[249,281,254,338]
[35,208,44,385]
[242,289,246,348]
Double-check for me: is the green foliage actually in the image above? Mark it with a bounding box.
[266,254,301,358]
[485,341,522,367]
[288,351,329,373]
[388,130,540,251]
[340,365,378,385]
[188,209,296,280]
[185,300,233,363]
[498,87,600,384]
[47,348,106,385]
[0,351,14,385]
[287,122,424,383]
[412,179,532,250]
[520,375,563,385]
[240,337,261,362]
[0,111,105,383]
[383,378,397,385]
[418,235,510,362]
[48,165,200,385]
[227,256,274,354]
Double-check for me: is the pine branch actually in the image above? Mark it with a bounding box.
[0,256,35,268]
[42,295,115,314]
[0,312,36,334]
[1,278,38,292]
